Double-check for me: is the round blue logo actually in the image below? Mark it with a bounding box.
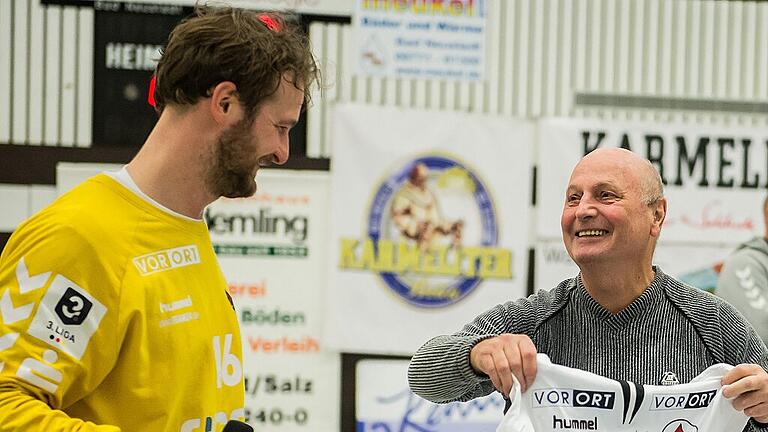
[367,155,500,307]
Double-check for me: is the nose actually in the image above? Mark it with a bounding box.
[272,138,289,165]
[574,196,597,220]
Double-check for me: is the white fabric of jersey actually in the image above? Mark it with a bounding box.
[497,354,748,432]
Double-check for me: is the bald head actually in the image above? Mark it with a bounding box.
[562,147,668,275]
[579,148,664,206]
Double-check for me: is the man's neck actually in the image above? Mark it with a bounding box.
[126,108,217,219]
[580,264,656,314]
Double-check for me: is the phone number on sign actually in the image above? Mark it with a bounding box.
[248,407,309,426]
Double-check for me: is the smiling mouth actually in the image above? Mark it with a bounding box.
[576,229,609,238]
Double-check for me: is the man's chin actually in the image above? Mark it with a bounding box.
[221,179,257,199]
[571,252,605,268]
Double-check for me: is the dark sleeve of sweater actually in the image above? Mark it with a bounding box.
[716,300,768,432]
[406,284,566,403]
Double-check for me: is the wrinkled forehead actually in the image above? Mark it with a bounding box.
[566,156,638,191]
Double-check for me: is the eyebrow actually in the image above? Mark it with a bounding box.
[278,119,299,128]
[566,181,621,193]
[593,182,619,190]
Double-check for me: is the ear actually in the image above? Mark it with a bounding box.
[650,197,667,238]
[209,81,243,126]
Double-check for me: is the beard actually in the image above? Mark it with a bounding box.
[207,117,260,199]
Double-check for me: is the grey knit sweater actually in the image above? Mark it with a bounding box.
[407,268,768,431]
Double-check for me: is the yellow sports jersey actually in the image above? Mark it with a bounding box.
[0,174,245,432]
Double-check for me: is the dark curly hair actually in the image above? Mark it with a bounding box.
[153,6,319,117]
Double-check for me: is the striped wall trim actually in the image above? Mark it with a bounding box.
[576,93,768,114]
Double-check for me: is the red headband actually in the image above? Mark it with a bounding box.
[148,74,157,108]
[258,14,281,32]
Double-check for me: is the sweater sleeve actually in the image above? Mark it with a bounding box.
[716,249,768,343]
[717,299,768,432]
[407,287,564,403]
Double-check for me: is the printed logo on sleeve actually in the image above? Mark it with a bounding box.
[55,288,93,325]
[27,275,107,360]
[16,349,63,394]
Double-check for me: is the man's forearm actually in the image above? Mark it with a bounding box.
[408,334,495,403]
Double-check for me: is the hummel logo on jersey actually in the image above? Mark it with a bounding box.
[650,391,716,411]
[55,287,93,325]
[661,419,698,432]
[660,371,680,386]
[533,388,616,409]
[552,415,598,430]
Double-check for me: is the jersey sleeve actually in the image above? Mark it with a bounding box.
[0,222,122,432]
[716,250,768,343]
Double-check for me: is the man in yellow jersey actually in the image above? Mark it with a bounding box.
[0,6,318,432]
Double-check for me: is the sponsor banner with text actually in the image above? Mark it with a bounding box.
[327,104,533,354]
[354,0,487,80]
[66,0,352,16]
[356,359,503,431]
[537,118,767,244]
[535,239,733,293]
[208,170,340,431]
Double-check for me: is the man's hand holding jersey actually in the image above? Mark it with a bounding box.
[469,333,538,397]
[469,335,768,426]
[722,363,768,423]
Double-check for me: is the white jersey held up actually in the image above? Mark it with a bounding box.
[497,354,749,432]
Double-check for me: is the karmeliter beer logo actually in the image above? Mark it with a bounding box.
[338,155,512,307]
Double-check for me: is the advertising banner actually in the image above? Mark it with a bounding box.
[46,0,352,16]
[326,104,533,354]
[356,359,504,432]
[93,4,185,146]
[537,118,768,244]
[354,0,487,80]
[535,239,734,294]
[207,170,340,431]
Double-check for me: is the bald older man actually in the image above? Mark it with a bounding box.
[408,148,768,430]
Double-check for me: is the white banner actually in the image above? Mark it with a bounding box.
[535,239,734,294]
[208,170,340,431]
[356,359,503,431]
[327,104,533,354]
[95,0,352,16]
[354,0,487,80]
[537,118,767,244]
